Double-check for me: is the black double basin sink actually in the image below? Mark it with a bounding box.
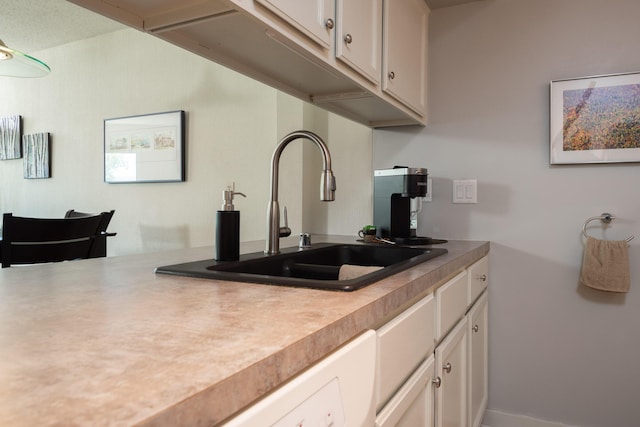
[156,243,447,291]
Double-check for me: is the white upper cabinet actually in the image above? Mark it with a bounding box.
[335,0,382,84]
[257,0,382,84]
[255,0,335,49]
[383,0,429,115]
[69,0,429,127]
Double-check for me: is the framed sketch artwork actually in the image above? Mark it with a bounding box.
[550,72,640,164]
[23,132,51,179]
[0,115,22,160]
[104,110,185,183]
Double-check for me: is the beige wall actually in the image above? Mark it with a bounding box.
[0,28,373,255]
[374,0,640,426]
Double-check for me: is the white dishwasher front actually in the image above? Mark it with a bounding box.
[222,329,377,427]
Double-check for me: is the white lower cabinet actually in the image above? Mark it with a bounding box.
[376,294,436,412]
[435,270,468,340]
[468,257,489,305]
[468,291,488,427]
[434,316,468,427]
[376,355,435,427]
[376,255,489,427]
[375,293,436,426]
[225,257,489,427]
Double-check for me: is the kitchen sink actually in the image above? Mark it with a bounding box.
[155,243,447,291]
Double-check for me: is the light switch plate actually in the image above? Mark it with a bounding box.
[453,179,477,204]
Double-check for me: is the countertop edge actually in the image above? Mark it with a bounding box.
[142,241,490,426]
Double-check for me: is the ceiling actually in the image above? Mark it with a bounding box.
[0,0,480,54]
[0,0,125,54]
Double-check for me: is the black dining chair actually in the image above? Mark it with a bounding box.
[1,213,106,268]
[64,209,116,258]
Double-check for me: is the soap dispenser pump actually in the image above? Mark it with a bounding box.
[215,183,246,261]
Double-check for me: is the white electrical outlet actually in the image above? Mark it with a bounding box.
[453,179,477,204]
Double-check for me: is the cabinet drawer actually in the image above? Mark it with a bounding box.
[435,271,468,340]
[376,293,435,411]
[468,256,489,305]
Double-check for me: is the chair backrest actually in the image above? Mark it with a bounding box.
[65,209,114,233]
[1,213,104,268]
[65,209,116,258]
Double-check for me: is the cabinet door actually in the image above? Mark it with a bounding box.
[375,355,435,427]
[335,0,382,84]
[468,291,488,427]
[382,0,428,115]
[256,0,334,49]
[435,317,468,427]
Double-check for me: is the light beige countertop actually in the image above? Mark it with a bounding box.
[0,236,489,426]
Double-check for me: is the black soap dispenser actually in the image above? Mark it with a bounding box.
[215,184,246,261]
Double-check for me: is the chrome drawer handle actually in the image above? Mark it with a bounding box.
[479,274,487,282]
[443,362,452,374]
[432,377,442,388]
[344,34,353,44]
[473,324,479,333]
[325,18,334,29]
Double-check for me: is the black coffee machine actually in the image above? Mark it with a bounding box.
[373,167,439,245]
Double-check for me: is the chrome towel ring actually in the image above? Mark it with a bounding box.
[582,212,634,243]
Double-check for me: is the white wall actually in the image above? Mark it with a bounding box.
[0,28,372,255]
[374,1,640,426]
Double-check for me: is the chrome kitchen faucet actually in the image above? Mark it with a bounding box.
[265,130,336,254]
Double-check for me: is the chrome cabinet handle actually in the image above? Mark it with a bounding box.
[432,377,442,388]
[443,362,452,374]
[479,274,487,282]
[325,18,334,29]
[388,71,395,80]
[344,34,353,44]
[473,324,479,333]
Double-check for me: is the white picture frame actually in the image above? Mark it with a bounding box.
[104,110,185,183]
[550,72,640,164]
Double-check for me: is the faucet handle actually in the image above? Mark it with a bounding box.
[279,206,292,237]
[299,232,311,249]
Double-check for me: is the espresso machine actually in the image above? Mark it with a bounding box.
[373,167,441,245]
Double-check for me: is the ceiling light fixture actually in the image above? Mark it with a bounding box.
[0,39,50,78]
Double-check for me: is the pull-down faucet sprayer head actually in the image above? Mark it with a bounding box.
[320,170,336,201]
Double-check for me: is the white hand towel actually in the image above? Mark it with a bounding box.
[338,264,383,280]
[580,236,630,293]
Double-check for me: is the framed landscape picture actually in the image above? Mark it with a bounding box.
[104,110,185,183]
[550,72,640,164]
